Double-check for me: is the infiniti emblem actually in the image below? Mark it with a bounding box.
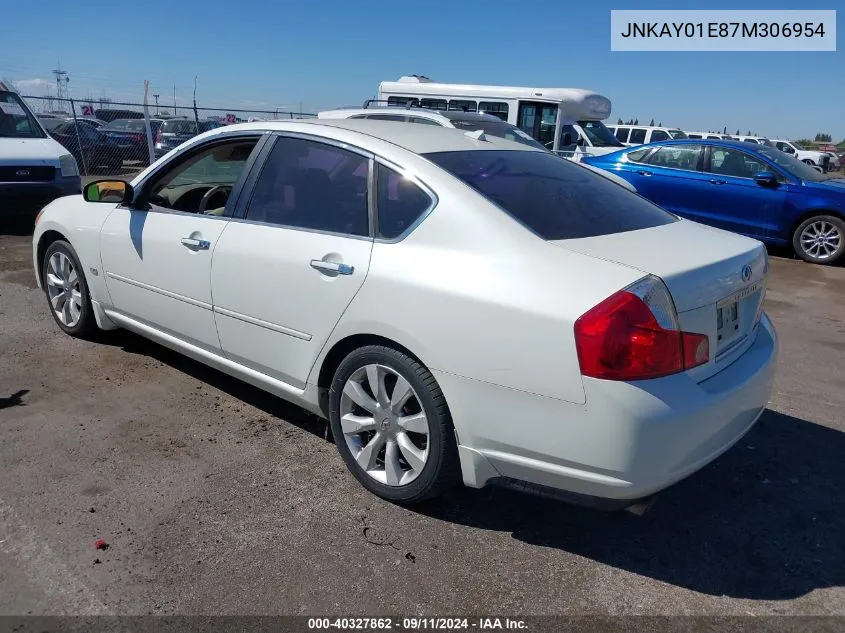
[741,264,752,283]
[16,169,30,177]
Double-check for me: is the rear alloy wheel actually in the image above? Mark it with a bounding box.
[42,240,98,337]
[328,345,459,504]
[792,215,845,265]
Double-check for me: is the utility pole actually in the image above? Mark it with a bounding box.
[153,93,160,115]
[173,85,177,115]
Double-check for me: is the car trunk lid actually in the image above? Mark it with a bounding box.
[552,219,768,382]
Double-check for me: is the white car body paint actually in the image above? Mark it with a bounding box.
[32,119,778,504]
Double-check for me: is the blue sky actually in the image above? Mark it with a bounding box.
[1,0,841,140]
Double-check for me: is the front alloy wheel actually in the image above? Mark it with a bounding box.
[42,240,98,337]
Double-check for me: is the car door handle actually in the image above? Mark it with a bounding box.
[181,237,210,250]
[310,260,354,275]
[636,170,652,176]
[709,179,726,185]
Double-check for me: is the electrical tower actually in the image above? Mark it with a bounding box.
[52,67,69,101]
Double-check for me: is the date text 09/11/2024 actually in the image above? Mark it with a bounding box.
[307,617,528,630]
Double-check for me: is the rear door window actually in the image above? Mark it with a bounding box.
[649,129,670,142]
[425,149,676,240]
[645,145,703,171]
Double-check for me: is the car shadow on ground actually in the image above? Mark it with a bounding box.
[98,332,842,602]
[420,408,844,601]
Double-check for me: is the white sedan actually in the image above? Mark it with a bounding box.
[32,119,778,508]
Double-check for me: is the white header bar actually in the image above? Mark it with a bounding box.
[611,10,836,51]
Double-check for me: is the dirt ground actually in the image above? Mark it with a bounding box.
[1,224,844,617]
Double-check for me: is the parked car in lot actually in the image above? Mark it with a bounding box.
[0,82,81,218]
[318,106,637,191]
[154,118,223,158]
[99,118,164,165]
[32,120,777,508]
[583,139,845,264]
[772,139,830,171]
[49,120,125,174]
[608,124,687,146]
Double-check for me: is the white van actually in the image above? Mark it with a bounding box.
[377,75,624,157]
[608,124,687,146]
[684,131,734,140]
[1,79,81,219]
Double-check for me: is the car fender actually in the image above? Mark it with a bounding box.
[32,195,115,307]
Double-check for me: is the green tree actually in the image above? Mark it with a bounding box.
[617,118,623,125]
[634,118,639,125]
[814,132,832,142]
[649,118,655,126]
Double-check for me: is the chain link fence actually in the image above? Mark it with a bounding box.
[23,95,316,179]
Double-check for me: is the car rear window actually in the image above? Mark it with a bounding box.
[425,150,677,240]
[164,120,200,134]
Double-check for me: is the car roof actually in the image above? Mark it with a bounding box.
[631,138,773,151]
[212,119,539,155]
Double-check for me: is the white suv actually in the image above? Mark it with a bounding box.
[608,125,687,146]
[772,140,830,171]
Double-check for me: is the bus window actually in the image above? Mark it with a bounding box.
[420,98,447,110]
[448,100,477,112]
[478,101,509,121]
[387,96,419,107]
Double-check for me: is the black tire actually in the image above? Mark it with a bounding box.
[42,240,99,338]
[328,345,460,505]
[792,215,845,265]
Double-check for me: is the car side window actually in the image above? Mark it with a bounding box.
[366,114,407,121]
[650,130,670,142]
[709,148,768,179]
[626,148,652,163]
[645,145,703,171]
[628,128,647,144]
[245,136,370,237]
[144,137,260,215]
[614,127,630,143]
[376,163,432,240]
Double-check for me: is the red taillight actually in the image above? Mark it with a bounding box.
[155,130,162,143]
[130,133,143,141]
[574,276,709,381]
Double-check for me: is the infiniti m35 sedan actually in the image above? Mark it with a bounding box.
[32,120,777,508]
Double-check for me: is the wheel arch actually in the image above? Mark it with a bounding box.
[35,229,70,288]
[314,332,437,417]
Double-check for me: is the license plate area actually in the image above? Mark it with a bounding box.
[717,300,740,344]
[716,280,763,346]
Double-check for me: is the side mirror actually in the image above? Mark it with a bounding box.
[83,180,133,203]
[753,171,779,187]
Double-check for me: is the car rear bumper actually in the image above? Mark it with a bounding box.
[439,313,778,505]
[0,177,82,216]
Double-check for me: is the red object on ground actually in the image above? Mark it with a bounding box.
[94,539,109,550]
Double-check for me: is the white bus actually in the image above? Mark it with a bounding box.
[377,75,624,157]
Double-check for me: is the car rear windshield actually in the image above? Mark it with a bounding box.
[447,118,546,150]
[424,150,678,240]
[164,120,203,134]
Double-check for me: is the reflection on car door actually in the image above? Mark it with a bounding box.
[627,144,710,222]
[211,135,374,389]
[99,135,263,351]
[697,146,788,239]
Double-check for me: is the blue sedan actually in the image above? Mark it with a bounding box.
[583,139,845,265]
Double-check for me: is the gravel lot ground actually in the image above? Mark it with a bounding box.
[0,219,843,617]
